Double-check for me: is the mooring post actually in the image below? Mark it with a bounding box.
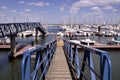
[10,35,16,57]
[98,26,101,35]
[35,27,39,41]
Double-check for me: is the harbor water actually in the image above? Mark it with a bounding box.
[0,35,56,80]
[0,26,120,80]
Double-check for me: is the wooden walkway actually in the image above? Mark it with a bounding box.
[45,41,72,80]
[0,45,10,50]
[91,45,120,49]
[74,44,120,49]
[13,45,34,58]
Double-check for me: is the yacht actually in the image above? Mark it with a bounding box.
[68,38,96,46]
[69,40,80,44]
[108,37,120,45]
[80,38,96,46]
[0,37,10,45]
[57,32,64,36]
[17,30,33,37]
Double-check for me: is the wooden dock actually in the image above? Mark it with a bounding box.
[91,45,120,49]
[45,41,72,80]
[13,45,38,58]
[74,44,120,50]
[0,45,10,50]
[13,45,31,58]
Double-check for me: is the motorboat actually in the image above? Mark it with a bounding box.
[107,37,120,45]
[17,30,33,37]
[80,38,96,46]
[57,32,64,36]
[69,40,80,44]
[0,37,10,45]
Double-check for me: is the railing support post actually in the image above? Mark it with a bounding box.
[70,43,73,63]
[22,55,31,80]
[40,53,45,80]
[88,51,96,80]
[75,45,80,78]
[32,51,41,80]
[80,50,87,80]
[101,55,112,80]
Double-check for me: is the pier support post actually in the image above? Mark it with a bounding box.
[10,35,16,57]
[98,26,101,35]
[35,28,39,41]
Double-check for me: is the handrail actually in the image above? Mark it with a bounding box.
[21,40,57,80]
[63,39,112,80]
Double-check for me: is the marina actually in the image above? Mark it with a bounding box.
[0,0,120,80]
[0,25,120,80]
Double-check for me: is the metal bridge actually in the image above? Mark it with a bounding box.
[0,22,46,37]
[22,39,112,80]
[0,22,47,57]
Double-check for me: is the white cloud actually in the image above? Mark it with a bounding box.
[113,9,117,12]
[35,2,44,6]
[69,0,94,14]
[91,6,103,14]
[18,1,25,4]
[91,6,101,11]
[59,4,66,11]
[11,10,17,13]
[60,7,64,11]
[103,6,113,10]
[69,0,120,14]
[78,0,94,7]
[27,1,50,6]
[1,6,8,9]
[103,5,117,12]
[25,9,31,12]
[19,12,31,16]
[45,3,50,6]
[69,7,80,14]
[27,2,34,5]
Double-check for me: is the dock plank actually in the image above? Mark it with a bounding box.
[45,46,72,80]
[74,44,120,49]
[91,45,120,49]
[0,45,10,50]
[13,45,31,57]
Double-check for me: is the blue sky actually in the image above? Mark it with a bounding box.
[0,0,120,24]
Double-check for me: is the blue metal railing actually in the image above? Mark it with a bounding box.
[21,40,57,80]
[63,40,112,80]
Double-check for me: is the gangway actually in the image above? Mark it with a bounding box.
[0,22,46,37]
[21,39,112,80]
[0,22,47,57]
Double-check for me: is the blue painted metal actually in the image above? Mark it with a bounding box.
[22,40,57,80]
[63,40,112,80]
[0,22,46,37]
